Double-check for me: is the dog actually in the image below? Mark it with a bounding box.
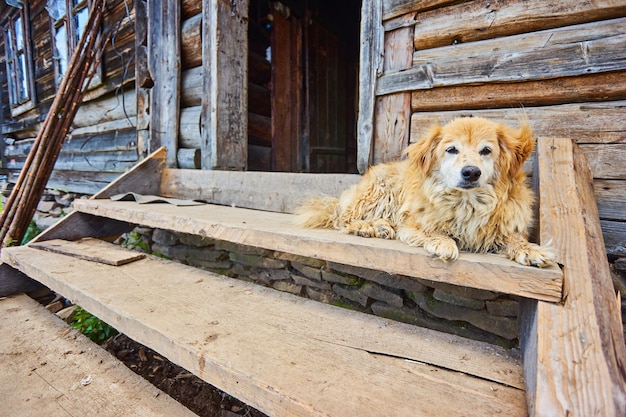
[295,117,555,267]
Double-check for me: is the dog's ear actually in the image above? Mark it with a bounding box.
[405,123,442,173]
[497,119,535,176]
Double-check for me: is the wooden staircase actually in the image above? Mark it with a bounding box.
[1,138,624,416]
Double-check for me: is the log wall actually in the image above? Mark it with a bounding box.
[372,0,626,255]
[0,0,137,193]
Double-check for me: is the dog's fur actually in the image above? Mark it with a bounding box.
[295,117,555,267]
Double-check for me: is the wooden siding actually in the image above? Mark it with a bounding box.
[370,0,626,255]
[0,0,137,193]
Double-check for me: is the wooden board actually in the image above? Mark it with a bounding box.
[0,294,198,417]
[1,242,527,417]
[519,138,626,416]
[410,0,625,51]
[377,19,626,95]
[71,198,563,301]
[31,238,145,266]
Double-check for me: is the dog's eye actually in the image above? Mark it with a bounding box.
[446,146,459,154]
[479,147,492,156]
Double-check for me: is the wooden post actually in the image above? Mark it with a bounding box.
[520,138,626,416]
[356,0,384,173]
[148,0,181,167]
[201,0,249,170]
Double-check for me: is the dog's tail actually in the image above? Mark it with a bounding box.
[293,196,340,229]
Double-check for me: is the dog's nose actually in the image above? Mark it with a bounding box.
[461,166,481,182]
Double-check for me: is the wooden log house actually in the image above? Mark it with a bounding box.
[1,0,625,416]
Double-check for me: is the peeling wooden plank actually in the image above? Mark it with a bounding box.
[31,238,145,266]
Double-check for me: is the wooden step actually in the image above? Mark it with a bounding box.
[0,293,198,417]
[72,196,564,302]
[1,239,528,417]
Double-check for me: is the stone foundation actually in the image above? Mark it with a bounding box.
[122,227,522,348]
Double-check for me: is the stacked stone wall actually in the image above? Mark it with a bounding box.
[124,227,521,348]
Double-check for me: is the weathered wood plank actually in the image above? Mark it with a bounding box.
[520,138,626,416]
[201,0,249,170]
[31,238,145,266]
[356,0,384,173]
[72,198,563,301]
[378,24,626,95]
[602,219,626,256]
[160,169,361,213]
[32,147,166,243]
[373,21,413,164]
[71,90,137,129]
[1,242,528,417]
[579,143,626,179]
[148,0,181,167]
[410,71,626,112]
[595,180,626,221]
[382,0,456,21]
[0,294,199,417]
[412,0,626,51]
[409,101,626,145]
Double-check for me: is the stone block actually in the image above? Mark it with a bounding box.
[432,288,485,310]
[215,240,271,256]
[272,281,303,295]
[229,252,288,269]
[152,229,179,246]
[332,284,369,307]
[291,262,322,281]
[361,282,404,308]
[37,200,58,213]
[321,269,361,286]
[485,299,520,317]
[306,287,337,304]
[292,274,331,290]
[419,279,499,301]
[410,292,517,340]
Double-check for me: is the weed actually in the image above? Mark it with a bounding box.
[71,307,118,343]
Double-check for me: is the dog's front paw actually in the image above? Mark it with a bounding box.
[423,236,459,261]
[511,243,556,267]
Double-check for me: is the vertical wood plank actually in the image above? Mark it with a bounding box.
[201,0,249,170]
[520,138,626,416]
[270,8,301,172]
[148,0,181,167]
[356,0,384,173]
[373,18,413,164]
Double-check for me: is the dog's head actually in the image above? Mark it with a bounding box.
[406,117,535,191]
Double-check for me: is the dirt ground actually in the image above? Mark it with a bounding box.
[102,333,268,417]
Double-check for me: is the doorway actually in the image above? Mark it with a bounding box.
[247,0,360,173]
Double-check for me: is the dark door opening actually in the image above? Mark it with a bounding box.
[247,0,360,173]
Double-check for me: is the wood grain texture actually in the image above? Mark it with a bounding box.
[356,0,384,173]
[148,0,181,167]
[1,242,528,417]
[379,29,626,95]
[411,0,626,51]
[201,0,249,170]
[373,22,413,164]
[411,71,626,111]
[72,198,563,301]
[31,238,145,266]
[520,138,626,416]
[0,294,198,417]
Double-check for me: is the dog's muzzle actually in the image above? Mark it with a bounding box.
[458,165,481,189]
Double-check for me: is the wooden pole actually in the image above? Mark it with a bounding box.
[0,0,107,248]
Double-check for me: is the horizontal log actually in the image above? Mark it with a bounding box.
[580,143,626,180]
[601,220,626,256]
[181,66,202,106]
[181,0,201,19]
[248,52,271,86]
[249,83,271,117]
[6,150,138,172]
[177,148,201,169]
[409,101,626,145]
[382,0,455,21]
[411,71,626,111]
[179,106,201,148]
[595,180,626,221]
[72,90,137,128]
[248,112,271,145]
[378,26,626,95]
[412,0,626,51]
[181,13,202,69]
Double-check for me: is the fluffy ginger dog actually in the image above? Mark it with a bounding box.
[295,117,556,267]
